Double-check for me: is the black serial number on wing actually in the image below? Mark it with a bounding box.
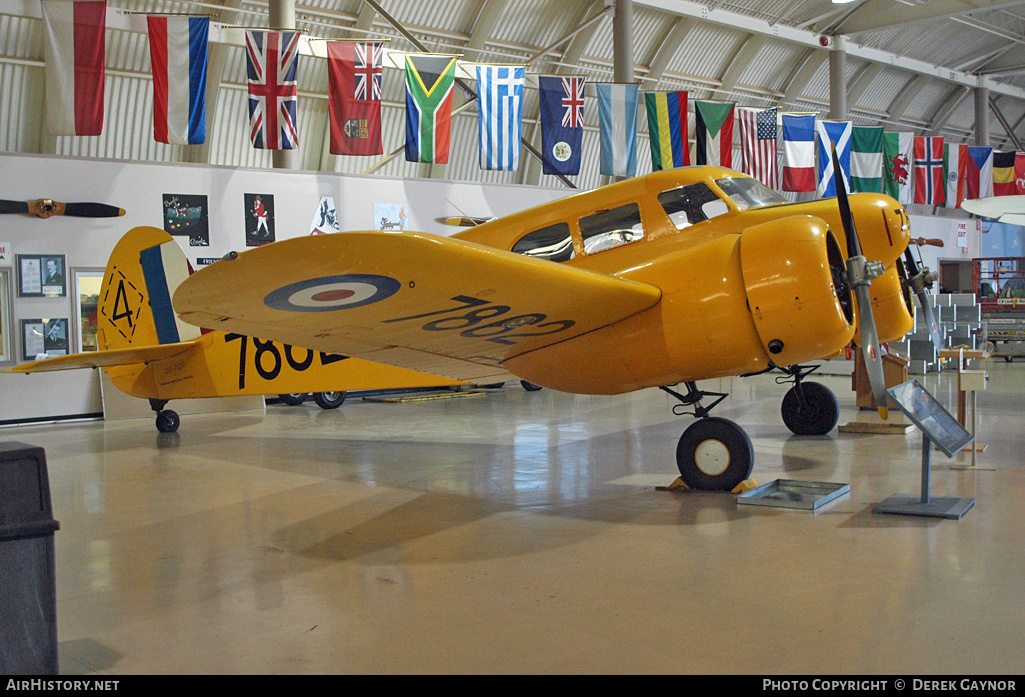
[225,333,348,390]
[381,294,576,345]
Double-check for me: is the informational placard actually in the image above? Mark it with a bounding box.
[886,380,973,457]
[18,254,66,297]
[21,318,68,359]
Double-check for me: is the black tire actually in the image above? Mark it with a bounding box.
[279,393,307,406]
[155,410,180,433]
[314,391,346,409]
[481,382,506,389]
[780,382,839,436]
[675,417,754,492]
[520,380,543,391]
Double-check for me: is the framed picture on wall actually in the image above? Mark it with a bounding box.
[0,268,12,364]
[18,254,67,297]
[21,317,69,359]
[244,193,275,246]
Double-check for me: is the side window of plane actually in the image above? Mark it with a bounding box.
[511,221,575,262]
[579,203,644,254]
[657,183,727,230]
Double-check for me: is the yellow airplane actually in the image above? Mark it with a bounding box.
[9,226,465,432]
[170,155,929,492]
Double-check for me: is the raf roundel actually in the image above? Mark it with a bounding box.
[264,274,401,312]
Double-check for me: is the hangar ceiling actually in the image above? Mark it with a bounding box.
[1,0,1024,194]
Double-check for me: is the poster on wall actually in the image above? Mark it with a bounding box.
[0,241,11,266]
[244,193,275,246]
[374,203,407,231]
[310,197,339,235]
[18,254,66,297]
[162,194,210,246]
[21,318,68,359]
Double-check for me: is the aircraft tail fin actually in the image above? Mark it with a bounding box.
[98,227,203,351]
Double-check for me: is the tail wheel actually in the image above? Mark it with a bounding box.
[314,391,346,409]
[521,381,543,391]
[675,417,753,492]
[780,382,839,435]
[155,410,180,433]
[279,393,307,406]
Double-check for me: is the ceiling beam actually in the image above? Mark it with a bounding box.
[641,16,696,89]
[779,49,828,110]
[714,34,767,100]
[887,74,928,126]
[836,0,1025,35]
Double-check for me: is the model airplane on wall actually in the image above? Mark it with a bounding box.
[168,153,930,492]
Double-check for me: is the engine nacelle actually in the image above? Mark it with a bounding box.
[739,215,856,366]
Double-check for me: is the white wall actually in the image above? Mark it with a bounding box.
[907,213,984,286]
[0,152,570,424]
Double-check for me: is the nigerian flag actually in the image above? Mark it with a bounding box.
[850,126,884,193]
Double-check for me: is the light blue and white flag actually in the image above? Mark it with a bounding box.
[816,119,852,198]
[597,83,639,177]
[476,65,525,171]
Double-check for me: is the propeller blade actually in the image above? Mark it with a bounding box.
[832,142,889,418]
[911,237,943,248]
[904,249,944,354]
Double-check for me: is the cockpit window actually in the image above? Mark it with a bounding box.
[579,203,644,254]
[512,222,575,262]
[656,182,727,229]
[715,176,789,210]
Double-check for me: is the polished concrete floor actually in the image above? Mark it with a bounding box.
[3,361,1024,674]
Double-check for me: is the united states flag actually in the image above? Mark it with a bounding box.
[246,30,300,150]
[561,77,585,128]
[739,106,778,188]
[353,42,383,100]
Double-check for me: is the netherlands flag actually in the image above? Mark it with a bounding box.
[40,0,106,136]
[147,16,209,145]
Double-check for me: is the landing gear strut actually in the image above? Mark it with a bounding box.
[777,365,839,436]
[150,398,180,433]
[661,383,753,491]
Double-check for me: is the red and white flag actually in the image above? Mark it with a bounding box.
[41,0,106,136]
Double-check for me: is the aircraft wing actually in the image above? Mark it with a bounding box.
[8,342,199,373]
[961,195,1025,226]
[174,231,662,382]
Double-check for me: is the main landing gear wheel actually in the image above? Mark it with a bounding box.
[675,417,754,492]
[279,393,307,406]
[314,391,346,409]
[520,381,543,391]
[780,381,839,436]
[155,410,180,433]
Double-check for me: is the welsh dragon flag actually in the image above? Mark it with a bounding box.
[883,131,914,204]
[694,101,734,168]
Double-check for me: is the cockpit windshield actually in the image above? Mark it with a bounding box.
[715,176,789,210]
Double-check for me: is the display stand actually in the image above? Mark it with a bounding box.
[840,351,914,434]
[872,380,976,520]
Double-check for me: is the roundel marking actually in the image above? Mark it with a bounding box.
[264,274,401,312]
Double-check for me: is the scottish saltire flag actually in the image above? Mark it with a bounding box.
[993,151,1017,196]
[644,91,689,170]
[538,75,585,176]
[944,143,968,209]
[148,16,208,145]
[41,0,106,136]
[695,101,734,167]
[476,65,525,171]
[246,30,300,150]
[883,132,914,203]
[781,114,816,192]
[327,41,383,156]
[965,146,994,200]
[913,136,945,205]
[405,55,457,164]
[815,120,852,198]
[850,126,884,193]
[738,107,777,189]
[597,83,639,177]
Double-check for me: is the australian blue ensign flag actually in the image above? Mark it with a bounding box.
[538,75,585,176]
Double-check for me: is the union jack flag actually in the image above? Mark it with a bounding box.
[353,42,383,100]
[561,77,585,128]
[245,30,300,150]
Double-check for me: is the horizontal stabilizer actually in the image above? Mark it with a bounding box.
[8,342,198,373]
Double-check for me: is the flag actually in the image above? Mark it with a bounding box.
[815,120,852,198]
[781,114,816,192]
[1016,153,1025,195]
[883,131,914,204]
[597,83,639,177]
[147,16,208,145]
[40,0,106,136]
[327,41,383,156]
[405,54,457,164]
[913,136,945,205]
[694,101,734,167]
[738,106,777,189]
[850,126,884,193]
[538,76,585,176]
[944,143,968,209]
[476,65,525,171]
[965,146,994,200]
[644,91,689,171]
[993,151,1017,196]
[245,30,300,150]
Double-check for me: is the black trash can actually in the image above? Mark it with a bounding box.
[0,441,60,675]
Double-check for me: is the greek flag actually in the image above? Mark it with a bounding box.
[476,65,525,171]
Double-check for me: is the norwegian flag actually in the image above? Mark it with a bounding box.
[914,136,945,205]
[353,42,383,100]
[561,77,585,128]
[246,30,300,150]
